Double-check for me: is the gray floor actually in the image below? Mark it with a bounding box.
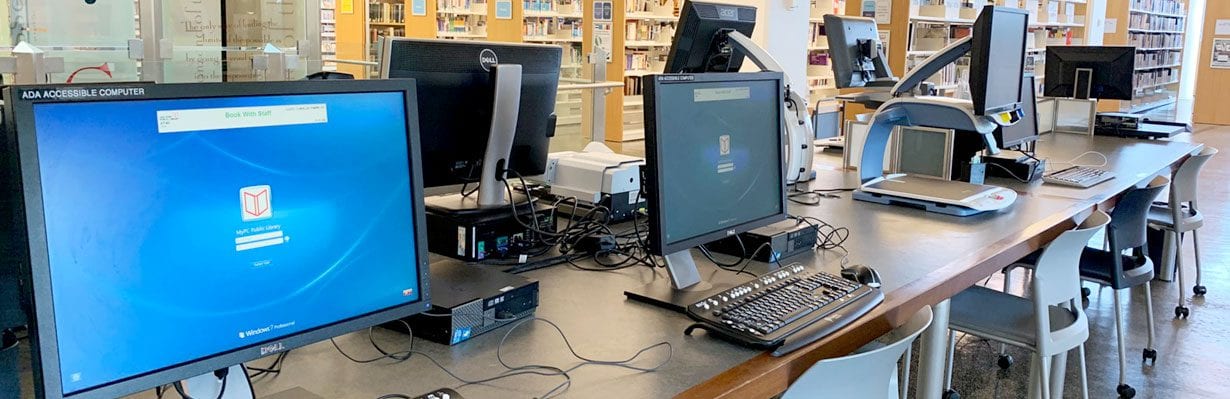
[933,126,1230,399]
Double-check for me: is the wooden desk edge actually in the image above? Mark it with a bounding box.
[676,142,1202,399]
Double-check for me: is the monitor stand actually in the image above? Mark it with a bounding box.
[184,365,253,399]
[624,250,742,312]
[425,63,525,215]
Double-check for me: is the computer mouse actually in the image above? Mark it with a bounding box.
[842,265,882,289]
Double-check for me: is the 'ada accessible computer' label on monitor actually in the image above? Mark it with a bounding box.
[19,87,146,101]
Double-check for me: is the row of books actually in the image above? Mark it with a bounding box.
[626,21,676,42]
[440,0,486,12]
[524,19,581,37]
[438,16,484,32]
[1130,0,1185,15]
[624,75,645,96]
[808,23,827,48]
[625,51,665,71]
[1135,68,1177,89]
[369,1,406,24]
[369,27,406,44]
[626,0,675,16]
[1128,13,1183,31]
[1136,51,1180,68]
[1129,32,1182,48]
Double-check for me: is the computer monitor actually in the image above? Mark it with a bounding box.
[627,72,787,310]
[969,5,1029,115]
[380,38,561,188]
[824,14,896,88]
[3,80,432,399]
[893,126,955,180]
[995,75,1041,149]
[663,0,757,73]
[1043,46,1135,100]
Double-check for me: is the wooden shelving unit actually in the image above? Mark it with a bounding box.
[1103,0,1187,114]
[807,0,846,110]
[322,0,338,71]
[899,0,1091,97]
[619,0,679,142]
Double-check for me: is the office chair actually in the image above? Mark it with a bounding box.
[1002,176,1168,399]
[780,306,932,399]
[947,210,1107,399]
[1148,147,1217,318]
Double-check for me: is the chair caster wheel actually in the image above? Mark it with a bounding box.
[1082,287,1092,297]
[1194,285,1207,296]
[997,354,1014,370]
[1117,384,1136,398]
[1175,306,1190,319]
[1143,348,1157,364]
[943,389,960,399]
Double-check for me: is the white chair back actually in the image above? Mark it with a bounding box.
[1170,146,1218,210]
[1033,210,1109,357]
[781,306,933,399]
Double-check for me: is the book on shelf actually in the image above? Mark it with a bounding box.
[369,1,406,24]
[625,20,676,42]
[624,75,644,96]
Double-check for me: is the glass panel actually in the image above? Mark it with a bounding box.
[162,0,225,82]
[221,0,313,81]
[157,0,321,82]
[12,0,140,83]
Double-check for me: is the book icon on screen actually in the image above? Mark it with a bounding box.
[240,185,272,222]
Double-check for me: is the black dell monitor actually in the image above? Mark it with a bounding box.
[995,75,1041,149]
[663,0,757,73]
[380,38,561,188]
[969,5,1029,116]
[626,72,787,310]
[1043,46,1135,100]
[3,80,432,399]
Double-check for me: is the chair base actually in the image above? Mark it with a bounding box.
[1175,305,1190,319]
[1118,383,1136,398]
[997,354,1014,370]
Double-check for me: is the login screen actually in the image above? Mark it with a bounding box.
[31,91,421,395]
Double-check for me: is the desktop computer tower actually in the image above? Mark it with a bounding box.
[425,201,557,262]
[392,261,539,345]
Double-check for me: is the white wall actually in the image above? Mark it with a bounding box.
[1180,0,1206,101]
[717,0,810,99]
[1086,0,1107,45]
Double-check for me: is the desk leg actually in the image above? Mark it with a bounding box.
[918,299,950,399]
[1158,231,1177,282]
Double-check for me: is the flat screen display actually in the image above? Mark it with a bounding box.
[30,91,421,395]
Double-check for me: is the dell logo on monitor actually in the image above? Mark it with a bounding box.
[260,342,286,356]
[479,49,499,72]
[717,7,738,20]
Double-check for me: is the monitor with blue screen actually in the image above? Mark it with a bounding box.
[2,80,432,399]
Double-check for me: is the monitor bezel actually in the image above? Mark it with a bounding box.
[1042,45,1137,100]
[662,0,757,74]
[642,72,789,256]
[997,74,1041,149]
[2,80,433,399]
[969,5,1030,116]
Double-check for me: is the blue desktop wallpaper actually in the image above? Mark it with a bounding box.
[32,92,421,394]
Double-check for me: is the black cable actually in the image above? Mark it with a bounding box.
[358,317,672,399]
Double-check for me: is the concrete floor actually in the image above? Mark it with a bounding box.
[936,125,1230,398]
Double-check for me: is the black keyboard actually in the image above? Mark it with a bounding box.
[685,264,883,355]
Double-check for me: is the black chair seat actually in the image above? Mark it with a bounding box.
[1078,247,1154,289]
